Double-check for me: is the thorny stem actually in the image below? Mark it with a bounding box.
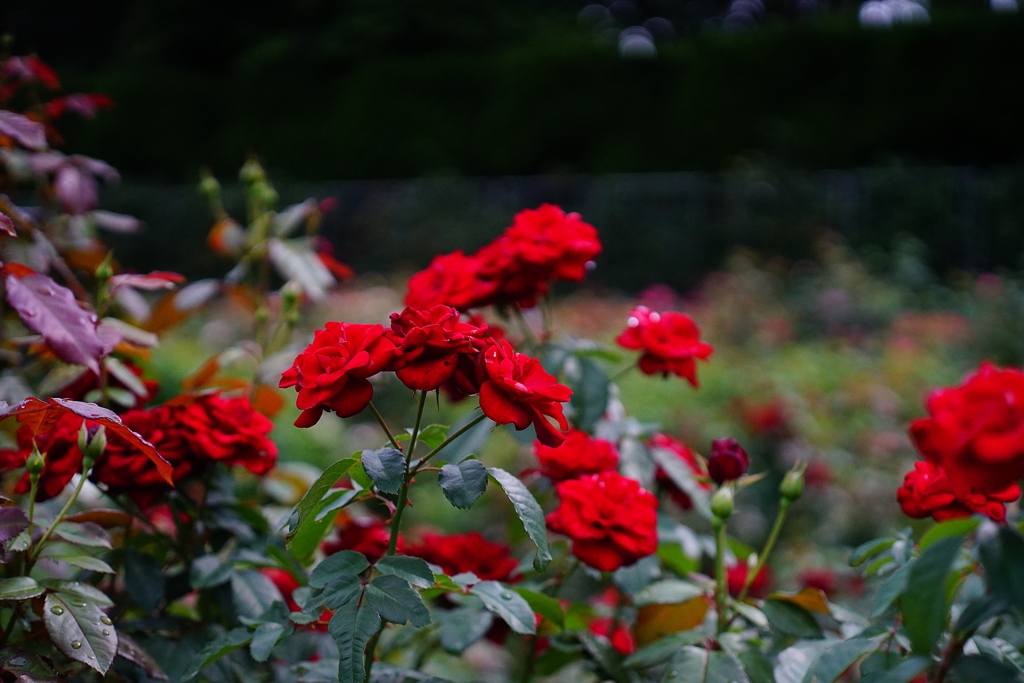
[931,635,967,683]
[369,402,402,452]
[414,412,488,471]
[386,391,427,556]
[714,518,729,634]
[737,499,790,604]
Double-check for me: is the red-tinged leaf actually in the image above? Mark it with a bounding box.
[5,273,105,373]
[65,509,134,528]
[108,271,185,292]
[0,213,15,237]
[0,398,174,486]
[1,262,37,277]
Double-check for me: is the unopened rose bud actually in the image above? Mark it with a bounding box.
[281,281,303,308]
[707,438,750,484]
[710,486,734,520]
[239,157,265,183]
[26,444,45,476]
[94,257,113,284]
[780,464,806,503]
[198,171,221,200]
[78,423,106,468]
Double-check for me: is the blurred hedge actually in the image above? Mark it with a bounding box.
[4,3,1021,181]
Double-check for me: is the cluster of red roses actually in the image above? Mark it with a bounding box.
[404,204,602,311]
[898,362,1024,523]
[280,305,574,446]
[0,393,276,507]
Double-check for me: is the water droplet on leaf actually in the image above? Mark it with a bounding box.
[102,629,110,636]
[49,606,64,615]
[99,616,112,625]
[500,591,514,600]
[70,640,82,649]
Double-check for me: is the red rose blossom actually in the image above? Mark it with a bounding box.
[404,531,519,582]
[546,471,658,572]
[0,413,84,501]
[727,563,771,598]
[404,251,496,311]
[174,394,277,475]
[479,339,571,447]
[897,460,1020,523]
[280,322,397,427]
[588,617,635,655]
[649,433,710,510]
[616,307,713,385]
[385,305,487,392]
[533,430,619,482]
[706,438,749,484]
[910,362,1024,494]
[321,516,394,564]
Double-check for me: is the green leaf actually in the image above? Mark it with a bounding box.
[0,507,28,545]
[438,460,488,509]
[361,447,406,494]
[956,595,1010,633]
[902,535,963,654]
[665,646,750,683]
[632,580,705,607]
[190,554,233,589]
[860,657,932,683]
[180,627,252,681]
[250,622,289,662]
[37,542,114,573]
[850,538,895,567]
[920,517,981,550]
[738,650,776,683]
[814,637,884,683]
[0,577,43,601]
[438,607,494,653]
[949,655,1022,683]
[469,581,535,635]
[979,526,1024,612]
[321,574,363,611]
[289,457,357,537]
[775,641,831,683]
[569,356,609,431]
[45,580,114,607]
[52,521,112,549]
[231,569,284,619]
[375,555,435,589]
[310,550,369,588]
[988,637,1024,674]
[349,461,373,489]
[415,424,450,451]
[123,552,165,611]
[313,487,360,522]
[329,597,382,683]
[624,632,706,669]
[43,592,118,675]
[872,561,914,618]
[116,631,168,680]
[650,445,712,519]
[365,575,430,627]
[514,587,565,630]
[761,599,824,639]
[487,467,551,572]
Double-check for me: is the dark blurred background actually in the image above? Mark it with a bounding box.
[3,0,1024,290]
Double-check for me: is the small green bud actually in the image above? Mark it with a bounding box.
[78,424,107,469]
[254,306,270,325]
[710,486,734,520]
[198,171,221,199]
[94,254,114,284]
[239,157,265,184]
[26,444,45,476]
[281,281,303,309]
[255,183,279,208]
[780,464,806,503]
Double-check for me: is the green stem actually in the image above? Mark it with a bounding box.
[29,466,92,562]
[0,604,22,647]
[369,402,402,452]
[737,499,789,604]
[414,412,488,471]
[27,476,38,527]
[714,518,728,634]
[608,364,636,383]
[386,391,427,556]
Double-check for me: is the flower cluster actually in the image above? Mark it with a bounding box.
[616,306,714,385]
[898,362,1024,522]
[405,204,601,310]
[281,309,573,445]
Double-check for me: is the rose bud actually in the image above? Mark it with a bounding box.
[707,438,749,484]
[780,464,806,503]
[710,486,735,520]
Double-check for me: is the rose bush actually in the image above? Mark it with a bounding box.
[0,52,1021,683]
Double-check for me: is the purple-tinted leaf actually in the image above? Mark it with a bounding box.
[108,271,185,292]
[96,323,121,355]
[50,398,120,422]
[0,111,46,151]
[5,273,105,373]
[117,632,168,680]
[74,156,118,182]
[0,507,29,544]
[54,165,97,215]
[90,211,141,233]
[0,213,15,237]
[174,279,220,310]
[27,151,66,174]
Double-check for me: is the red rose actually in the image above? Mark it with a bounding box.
[588,617,635,655]
[89,406,193,503]
[280,322,397,427]
[910,362,1024,494]
[0,413,84,501]
[897,460,1019,523]
[404,251,496,311]
[616,307,713,385]
[321,516,393,564]
[479,340,572,447]
[706,438,749,484]
[385,305,487,392]
[533,430,618,482]
[175,395,277,474]
[404,531,519,582]
[727,563,771,598]
[649,433,710,510]
[546,471,658,572]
